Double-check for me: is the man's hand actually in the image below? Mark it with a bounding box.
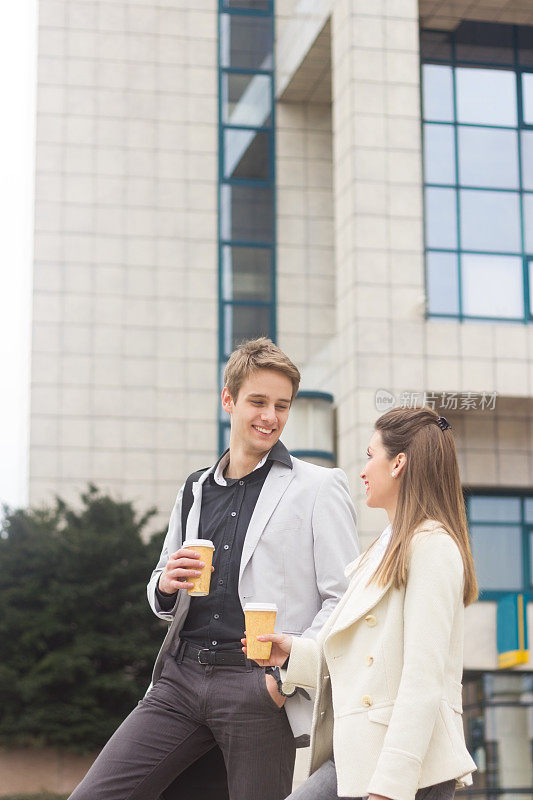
[265,672,286,707]
[241,632,293,667]
[158,547,214,594]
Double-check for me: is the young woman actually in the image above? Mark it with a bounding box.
[243,406,478,800]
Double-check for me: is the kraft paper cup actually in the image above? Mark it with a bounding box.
[182,539,215,597]
[244,603,278,660]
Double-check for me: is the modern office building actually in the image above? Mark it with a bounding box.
[31,0,533,793]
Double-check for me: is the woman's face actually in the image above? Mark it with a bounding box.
[360,430,401,514]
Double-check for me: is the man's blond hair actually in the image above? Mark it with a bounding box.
[224,338,301,402]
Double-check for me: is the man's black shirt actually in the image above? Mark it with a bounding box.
[156,441,292,651]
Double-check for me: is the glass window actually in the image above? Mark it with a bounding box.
[220,184,274,242]
[458,126,519,189]
[520,131,533,190]
[222,73,272,128]
[455,67,517,127]
[528,260,533,315]
[522,72,533,125]
[469,524,523,590]
[460,189,521,253]
[523,193,533,254]
[530,531,533,587]
[455,21,515,66]
[423,124,455,185]
[222,245,272,301]
[422,65,454,122]
[462,254,524,318]
[219,13,273,71]
[525,497,533,523]
[463,673,533,795]
[469,496,521,523]
[223,303,272,357]
[424,187,457,249]
[222,0,271,9]
[518,26,533,67]
[426,252,459,315]
[223,128,270,181]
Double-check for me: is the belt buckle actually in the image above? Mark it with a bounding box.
[197,648,211,665]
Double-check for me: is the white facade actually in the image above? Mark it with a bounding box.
[31,0,533,765]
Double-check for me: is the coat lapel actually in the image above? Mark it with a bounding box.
[328,558,391,637]
[239,461,295,582]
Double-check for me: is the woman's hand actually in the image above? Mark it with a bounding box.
[368,794,393,800]
[241,632,293,667]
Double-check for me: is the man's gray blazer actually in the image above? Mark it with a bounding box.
[147,453,359,739]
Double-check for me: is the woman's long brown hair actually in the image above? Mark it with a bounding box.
[370,406,478,606]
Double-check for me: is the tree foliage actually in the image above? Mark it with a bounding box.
[0,486,167,752]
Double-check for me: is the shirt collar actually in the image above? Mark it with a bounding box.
[213,440,292,487]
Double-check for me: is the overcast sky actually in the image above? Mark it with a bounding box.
[0,1,37,509]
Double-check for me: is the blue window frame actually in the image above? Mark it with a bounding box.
[218,1,276,451]
[466,490,533,600]
[421,22,533,323]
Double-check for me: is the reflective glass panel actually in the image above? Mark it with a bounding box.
[529,261,533,316]
[220,13,273,70]
[521,131,533,191]
[222,73,272,128]
[223,303,271,357]
[522,73,533,126]
[223,0,271,9]
[222,423,231,451]
[422,65,454,122]
[523,193,533,254]
[460,189,521,253]
[220,184,274,242]
[530,531,533,587]
[469,524,523,591]
[223,128,270,181]
[426,252,459,315]
[458,127,519,189]
[455,21,514,66]
[518,26,533,67]
[462,253,523,318]
[423,124,455,185]
[469,496,521,523]
[456,67,517,127]
[524,497,533,523]
[424,187,457,249]
[222,245,272,301]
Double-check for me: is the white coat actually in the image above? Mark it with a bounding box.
[147,453,359,740]
[282,520,477,800]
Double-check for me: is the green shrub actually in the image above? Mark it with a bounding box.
[0,486,166,752]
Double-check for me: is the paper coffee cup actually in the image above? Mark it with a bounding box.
[182,539,215,597]
[244,603,278,660]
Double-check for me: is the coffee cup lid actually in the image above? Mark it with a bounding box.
[243,603,278,612]
[182,539,215,549]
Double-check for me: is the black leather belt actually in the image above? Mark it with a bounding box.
[180,640,249,666]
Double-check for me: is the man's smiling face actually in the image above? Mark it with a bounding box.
[222,369,293,458]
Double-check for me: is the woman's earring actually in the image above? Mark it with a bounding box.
[391,471,396,478]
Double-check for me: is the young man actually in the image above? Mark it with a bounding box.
[69,338,358,800]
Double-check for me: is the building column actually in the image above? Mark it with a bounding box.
[331,0,424,544]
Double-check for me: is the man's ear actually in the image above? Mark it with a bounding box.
[221,387,233,416]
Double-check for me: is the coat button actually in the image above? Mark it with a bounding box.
[366,655,374,666]
[364,614,377,627]
[362,695,373,707]
[320,710,326,719]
